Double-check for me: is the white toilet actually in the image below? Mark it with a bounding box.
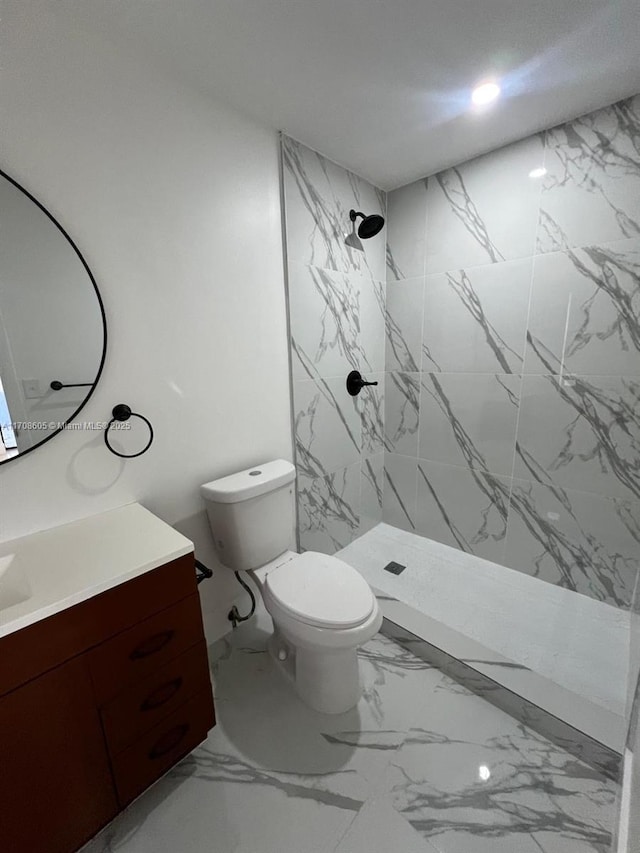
[201,459,382,714]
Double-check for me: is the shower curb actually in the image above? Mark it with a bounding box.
[378,595,622,781]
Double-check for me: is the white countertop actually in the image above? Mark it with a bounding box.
[0,503,194,640]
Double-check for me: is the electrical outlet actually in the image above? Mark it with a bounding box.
[22,379,42,399]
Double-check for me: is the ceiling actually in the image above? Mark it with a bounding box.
[59,0,640,189]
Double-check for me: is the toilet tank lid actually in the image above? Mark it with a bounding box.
[201,459,295,504]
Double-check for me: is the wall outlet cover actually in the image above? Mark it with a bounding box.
[21,379,42,399]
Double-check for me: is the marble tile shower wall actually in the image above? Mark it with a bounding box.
[281,135,387,553]
[384,94,640,609]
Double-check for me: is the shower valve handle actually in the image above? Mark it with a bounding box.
[346,370,378,396]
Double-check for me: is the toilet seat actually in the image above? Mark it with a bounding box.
[264,551,375,630]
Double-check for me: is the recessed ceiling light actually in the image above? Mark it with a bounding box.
[529,167,547,178]
[471,81,501,107]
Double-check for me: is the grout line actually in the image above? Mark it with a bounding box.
[414,183,429,519]
[559,293,572,381]
[504,133,548,559]
[277,131,301,553]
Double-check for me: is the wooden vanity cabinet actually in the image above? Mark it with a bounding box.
[0,554,215,853]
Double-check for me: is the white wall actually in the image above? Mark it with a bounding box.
[0,2,293,640]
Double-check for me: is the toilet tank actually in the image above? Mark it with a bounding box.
[201,460,296,571]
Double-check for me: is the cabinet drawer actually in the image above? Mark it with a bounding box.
[101,642,212,753]
[111,689,215,806]
[89,595,205,704]
[0,554,196,700]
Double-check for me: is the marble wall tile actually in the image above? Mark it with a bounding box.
[383,452,418,532]
[293,375,361,478]
[385,278,425,371]
[504,478,640,607]
[385,372,420,456]
[423,258,532,373]
[297,463,360,554]
[538,95,640,254]
[289,263,386,380]
[425,135,544,275]
[360,453,384,535]
[418,373,521,477]
[282,135,386,280]
[359,373,385,456]
[386,179,428,281]
[415,459,510,563]
[288,262,361,381]
[525,238,640,376]
[379,97,640,617]
[515,374,640,501]
[359,278,387,373]
[283,136,388,557]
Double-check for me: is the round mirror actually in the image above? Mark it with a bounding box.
[0,170,106,463]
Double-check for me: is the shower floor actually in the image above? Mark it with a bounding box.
[337,523,628,749]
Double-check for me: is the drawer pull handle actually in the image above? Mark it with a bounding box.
[129,630,175,661]
[148,723,190,760]
[140,677,184,712]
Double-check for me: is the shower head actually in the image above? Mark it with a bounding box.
[349,209,385,239]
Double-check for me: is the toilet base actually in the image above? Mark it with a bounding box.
[296,645,361,714]
[268,628,362,714]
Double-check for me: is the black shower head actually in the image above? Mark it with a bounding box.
[349,209,385,239]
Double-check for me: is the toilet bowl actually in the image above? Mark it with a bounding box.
[200,460,382,714]
[252,551,382,713]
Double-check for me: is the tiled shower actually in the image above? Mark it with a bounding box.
[283,94,640,614]
[281,100,640,833]
[384,96,640,611]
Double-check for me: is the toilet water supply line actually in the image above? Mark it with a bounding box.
[228,572,257,628]
[194,557,256,628]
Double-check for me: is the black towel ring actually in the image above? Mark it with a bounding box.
[104,404,154,459]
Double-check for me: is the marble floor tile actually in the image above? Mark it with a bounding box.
[382,687,617,853]
[82,617,618,853]
[423,257,532,374]
[333,795,438,853]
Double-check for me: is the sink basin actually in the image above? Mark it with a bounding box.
[0,554,32,611]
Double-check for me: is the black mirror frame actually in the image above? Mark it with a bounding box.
[0,167,107,466]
